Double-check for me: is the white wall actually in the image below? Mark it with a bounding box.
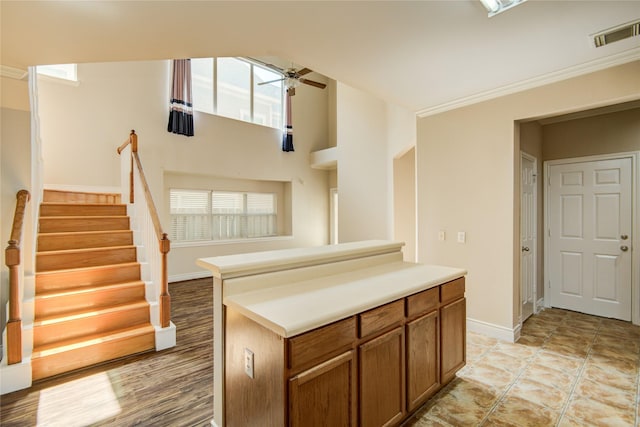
[0,75,34,345]
[417,60,640,336]
[36,60,331,280]
[335,83,415,244]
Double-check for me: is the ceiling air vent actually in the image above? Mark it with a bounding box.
[593,20,640,47]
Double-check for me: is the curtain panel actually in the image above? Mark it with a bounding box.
[282,89,294,152]
[168,59,194,137]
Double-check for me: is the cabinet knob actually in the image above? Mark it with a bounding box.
[621,246,629,252]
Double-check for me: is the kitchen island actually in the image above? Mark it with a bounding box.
[197,240,466,427]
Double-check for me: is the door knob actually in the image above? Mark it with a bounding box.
[621,235,628,240]
[621,246,629,252]
[522,247,530,252]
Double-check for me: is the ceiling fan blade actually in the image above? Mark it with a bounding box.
[299,78,327,89]
[296,68,313,76]
[258,77,285,86]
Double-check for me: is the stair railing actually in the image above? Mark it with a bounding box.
[5,190,30,364]
[117,130,171,328]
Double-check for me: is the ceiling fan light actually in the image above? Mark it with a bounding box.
[285,77,300,89]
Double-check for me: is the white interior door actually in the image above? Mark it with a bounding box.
[548,157,632,320]
[521,153,536,321]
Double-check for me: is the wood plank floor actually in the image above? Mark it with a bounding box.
[1,278,213,426]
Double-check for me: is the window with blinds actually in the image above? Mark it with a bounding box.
[170,189,277,242]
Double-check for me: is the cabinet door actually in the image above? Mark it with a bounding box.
[406,310,439,412]
[359,327,405,427]
[440,297,466,384]
[289,350,356,427]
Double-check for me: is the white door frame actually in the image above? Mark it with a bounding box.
[520,151,537,321]
[544,151,640,325]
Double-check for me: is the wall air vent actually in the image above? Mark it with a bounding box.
[593,20,640,47]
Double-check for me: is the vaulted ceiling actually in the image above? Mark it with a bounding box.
[2,1,639,114]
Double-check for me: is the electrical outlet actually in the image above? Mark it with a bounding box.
[438,231,446,241]
[244,348,254,379]
[457,231,466,243]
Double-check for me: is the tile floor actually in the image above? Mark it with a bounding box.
[404,308,640,427]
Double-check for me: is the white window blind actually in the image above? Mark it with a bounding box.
[170,189,211,241]
[170,189,277,242]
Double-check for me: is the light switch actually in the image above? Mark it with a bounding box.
[244,348,254,379]
[438,231,446,241]
[457,231,466,243]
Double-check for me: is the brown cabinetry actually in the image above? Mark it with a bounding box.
[224,277,465,427]
[440,278,466,384]
[359,327,405,427]
[289,350,356,427]
[406,310,439,411]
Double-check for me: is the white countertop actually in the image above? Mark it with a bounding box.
[224,261,466,338]
[197,240,404,279]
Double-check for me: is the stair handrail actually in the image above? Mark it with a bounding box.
[5,189,30,364]
[117,130,171,328]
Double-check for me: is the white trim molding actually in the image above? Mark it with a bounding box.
[0,359,32,395]
[0,65,28,80]
[467,317,521,343]
[417,48,640,118]
[169,271,212,283]
[155,322,177,351]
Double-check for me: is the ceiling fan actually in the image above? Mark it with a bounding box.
[250,58,327,96]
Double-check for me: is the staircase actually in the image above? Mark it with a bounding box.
[31,189,155,381]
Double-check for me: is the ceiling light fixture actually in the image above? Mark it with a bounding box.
[479,0,527,17]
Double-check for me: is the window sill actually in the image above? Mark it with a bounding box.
[172,235,293,248]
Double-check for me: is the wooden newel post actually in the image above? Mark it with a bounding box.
[159,233,171,328]
[6,241,22,364]
[6,189,29,365]
[129,130,137,204]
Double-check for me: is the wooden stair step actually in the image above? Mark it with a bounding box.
[36,245,137,272]
[35,281,146,318]
[33,301,150,348]
[39,216,130,233]
[43,189,121,205]
[31,324,155,381]
[37,230,134,251]
[40,203,127,217]
[36,262,141,293]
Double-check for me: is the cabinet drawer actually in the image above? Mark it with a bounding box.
[359,299,404,338]
[406,287,439,318]
[440,278,465,305]
[288,317,356,372]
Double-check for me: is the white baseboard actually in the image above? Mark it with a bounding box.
[467,317,520,343]
[155,322,176,351]
[0,359,32,395]
[536,297,545,313]
[169,271,212,283]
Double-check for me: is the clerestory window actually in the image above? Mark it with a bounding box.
[191,57,283,130]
